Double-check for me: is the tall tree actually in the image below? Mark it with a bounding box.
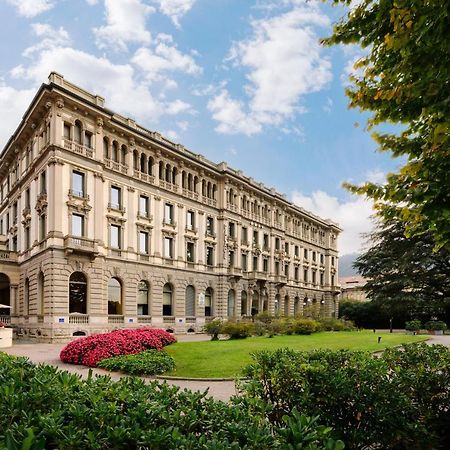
[354,215,450,323]
[323,0,450,250]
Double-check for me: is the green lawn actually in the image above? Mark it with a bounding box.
[164,331,428,378]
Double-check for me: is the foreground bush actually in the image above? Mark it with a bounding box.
[0,353,344,449]
[240,343,450,449]
[221,321,254,339]
[317,318,354,332]
[97,349,175,375]
[60,328,176,367]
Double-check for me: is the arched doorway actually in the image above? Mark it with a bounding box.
[227,289,235,318]
[185,285,195,317]
[69,272,87,314]
[108,277,122,315]
[251,292,259,317]
[0,273,10,318]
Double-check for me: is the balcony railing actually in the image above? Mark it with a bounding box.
[68,189,90,200]
[247,270,268,281]
[69,314,89,325]
[134,170,155,184]
[137,315,152,324]
[108,315,124,324]
[63,139,94,158]
[274,274,287,285]
[64,236,98,257]
[0,315,11,325]
[104,158,128,174]
[228,266,242,277]
[0,251,18,262]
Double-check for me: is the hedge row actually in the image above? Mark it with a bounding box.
[0,353,344,449]
[240,343,450,449]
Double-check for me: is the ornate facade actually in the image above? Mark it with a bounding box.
[0,73,340,342]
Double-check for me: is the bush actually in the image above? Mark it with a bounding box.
[0,353,344,449]
[405,319,422,331]
[255,311,274,324]
[97,349,175,375]
[240,343,450,449]
[292,319,319,335]
[221,321,254,339]
[60,328,176,367]
[203,319,223,340]
[424,320,447,331]
[317,318,355,332]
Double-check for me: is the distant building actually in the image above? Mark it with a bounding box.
[0,73,341,341]
[339,276,368,302]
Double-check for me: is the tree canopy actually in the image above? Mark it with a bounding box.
[354,214,450,323]
[323,0,450,250]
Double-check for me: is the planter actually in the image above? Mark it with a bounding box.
[0,327,13,348]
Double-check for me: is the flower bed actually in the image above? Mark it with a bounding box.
[60,328,176,367]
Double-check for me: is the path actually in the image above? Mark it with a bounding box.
[3,333,449,402]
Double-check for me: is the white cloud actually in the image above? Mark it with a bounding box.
[165,99,191,115]
[22,23,71,57]
[322,97,333,113]
[164,129,179,140]
[94,0,153,52]
[292,190,375,256]
[6,0,54,17]
[209,4,332,135]
[86,0,98,4]
[132,34,202,81]
[154,0,196,28]
[207,89,262,136]
[365,169,386,184]
[0,83,36,148]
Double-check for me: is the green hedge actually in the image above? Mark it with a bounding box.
[240,343,450,449]
[0,353,344,449]
[97,350,175,375]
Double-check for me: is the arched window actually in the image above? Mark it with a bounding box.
[121,145,127,164]
[172,167,177,185]
[69,272,87,314]
[251,292,259,316]
[187,173,193,191]
[137,280,149,315]
[112,141,119,162]
[103,138,109,159]
[207,182,212,198]
[38,272,45,315]
[133,150,139,170]
[202,180,206,196]
[163,283,173,316]
[284,295,290,316]
[205,287,213,317]
[227,289,235,318]
[159,161,164,180]
[108,277,122,315]
[140,154,147,173]
[212,184,217,200]
[185,285,195,317]
[294,296,300,316]
[193,176,198,193]
[24,277,29,316]
[182,171,186,189]
[74,121,82,144]
[148,157,153,175]
[274,294,280,314]
[241,291,247,316]
[165,164,171,182]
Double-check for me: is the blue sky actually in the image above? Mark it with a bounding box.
[0,0,401,255]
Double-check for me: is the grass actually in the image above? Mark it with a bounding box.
[165,331,428,378]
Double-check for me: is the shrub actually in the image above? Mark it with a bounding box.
[203,319,223,340]
[97,349,175,375]
[0,353,344,449]
[221,321,254,339]
[60,328,176,367]
[405,319,422,331]
[318,318,355,332]
[252,321,268,336]
[292,318,319,335]
[424,320,447,331]
[255,311,274,324]
[240,343,450,449]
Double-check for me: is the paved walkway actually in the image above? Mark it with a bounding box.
[3,333,449,402]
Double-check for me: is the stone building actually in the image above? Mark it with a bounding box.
[339,276,368,302]
[0,73,341,341]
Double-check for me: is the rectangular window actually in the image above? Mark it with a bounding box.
[228,250,235,267]
[110,186,121,209]
[72,214,84,237]
[139,195,149,217]
[25,188,30,209]
[186,210,195,230]
[206,246,214,266]
[331,275,335,286]
[320,272,324,286]
[72,171,85,197]
[253,255,258,271]
[110,224,121,248]
[242,227,248,243]
[295,245,299,257]
[304,269,308,283]
[206,217,214,235]
[241,253,248,271]
[164,236,173,258]
[304,248,308,259]
[40,171,46,195]
[186,241,195,262]
[312,270,316,284]
[39,214,46,241]
[228,222,235,238]
[295,267,299,281]
[25,226,30,249]
[13,202,17,224]
[12,236,17,252]
[284,264,289,277]
[312,251,316,262]
[275,261,280,275]
[63,123,70,139]
[263,258,268,272]
[139,231,149,254]
[263,234,269,250]
[331,256,335,266]
[284,242,289,254]
[164,203,174,224]
[253,230,258,245]
[275,237,280,250]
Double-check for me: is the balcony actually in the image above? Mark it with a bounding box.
[64,236,98,258]
[107,203,126,214]
[159,180,179,193]
[68,189,90,201]
[63,139,94,159]
[68,314,89,325]
[273,274,287,285]
[104,158,128,174]
[108,315,124,324]
[137,315,152,324]
[227,266,243,278]
[133,170,155,185]
[0,250,18,263]
[247,270,268,282]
